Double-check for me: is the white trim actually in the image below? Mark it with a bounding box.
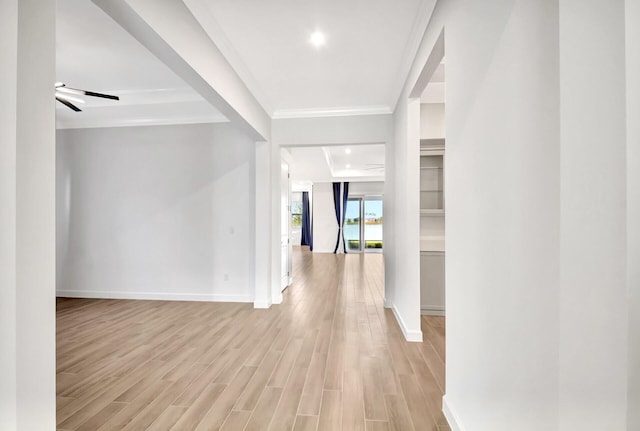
[57,87,206,108]
[442,396,465,431]
[253,300,272,309]
[421,305,445,316]
[391,304,423,342]
[272,105,392,119]
[272,291,283,305]
[56,290,252,303]
[56,115,229,130]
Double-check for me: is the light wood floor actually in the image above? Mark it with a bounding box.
[57,247,447,431]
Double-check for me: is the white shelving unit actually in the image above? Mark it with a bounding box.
[420,152,444,211]
[420,139,445,315]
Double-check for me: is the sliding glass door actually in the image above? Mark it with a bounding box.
[364,199,383,251]
[344,198,362,252]
[344,197,383,252]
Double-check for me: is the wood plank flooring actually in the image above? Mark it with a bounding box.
[57,247,447,430]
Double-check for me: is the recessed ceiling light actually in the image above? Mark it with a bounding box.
[345,148,351,154]
[346,164,351,169]
[310,31,326,48]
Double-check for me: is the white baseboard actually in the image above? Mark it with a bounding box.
[272,292,283,305]
[421,305,446,316]
[253,300,272,309]
[56,290,252,303]
[443,396,465,431]
[391,304,423,342]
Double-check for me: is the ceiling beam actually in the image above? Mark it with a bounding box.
[92,0,270,141]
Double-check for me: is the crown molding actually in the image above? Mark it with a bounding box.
[272,105,393,120]
[70,87,204,108]
[56,113,228,130]
[55,95,229,129]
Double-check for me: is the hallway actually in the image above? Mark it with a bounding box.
[56,248,447,430]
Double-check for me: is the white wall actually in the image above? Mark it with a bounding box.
[254,140,272,307]
[56,123,256,303]
[273,114,393,147]
[391,96,423,342]
[395,0,561,427]
[442,8,563,426]
[0,2,18,427]
[627,0,640,428]
[349,181,384,196]
[391,0,632,429]
[1,1,56,429]
[383,132,396,308]
[311,183,339,253]
[420,103,445,139]
[558,1,627,428]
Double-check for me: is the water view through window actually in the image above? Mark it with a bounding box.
[345,198,383,251]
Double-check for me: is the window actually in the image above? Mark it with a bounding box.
[291,192,302,229]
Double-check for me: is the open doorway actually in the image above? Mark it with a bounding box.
[408,28,447,403]
[284,144,385,279]
[411,34,446,318]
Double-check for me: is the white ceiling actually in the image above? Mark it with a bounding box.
[289,144,385,184]
[190,0,437,117]
[56,0,227,129]
[421,61,445,103]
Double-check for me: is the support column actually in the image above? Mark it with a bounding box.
[0,0,56,428]
[271,141,283,304]
[254,141,272,308]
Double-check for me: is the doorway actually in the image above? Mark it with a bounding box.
[280,156,293,291]
[285,144,385,255]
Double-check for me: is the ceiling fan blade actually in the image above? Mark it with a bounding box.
[57,86,119,101]
[56,97,82,112]
[56,92,85,105]
[84,90,119,101]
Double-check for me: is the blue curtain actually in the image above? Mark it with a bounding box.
[341,182,349,254]
[301,191,313,249]
[332,182,350,254]
[332,182,341,253]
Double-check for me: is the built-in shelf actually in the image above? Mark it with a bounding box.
[420,128,445,316]
[420,138,445,150]
[420,235,445,252]
[419,151,444,212]
[421,209,445,216]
